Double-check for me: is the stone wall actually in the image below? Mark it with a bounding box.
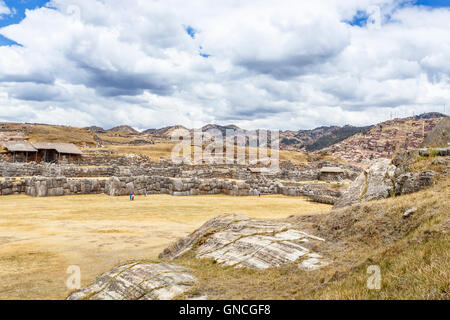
[0,160,360,182]
[0,157,354,204]
[104,176,283,197]
[103,175,340,200]
[0,177,106,196]
[0,175,339,202]
[0,162,115,177]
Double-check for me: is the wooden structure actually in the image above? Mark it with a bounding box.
[3,142,82,163]
[31,143,83,164]
[3,141,38,163]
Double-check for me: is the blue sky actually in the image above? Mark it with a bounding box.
[414,0,450,7]
[347,0,450,27]
[0,0,49,45]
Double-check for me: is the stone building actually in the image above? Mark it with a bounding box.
[318,167,345,181]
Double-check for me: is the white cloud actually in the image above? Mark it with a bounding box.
[0,0,449,130]
[0,1,10,17]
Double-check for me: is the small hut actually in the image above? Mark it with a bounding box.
[319,167,345,181]
[31,142,83,164]
[3,141,38,163]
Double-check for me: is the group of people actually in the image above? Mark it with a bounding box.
[129,191,148,201]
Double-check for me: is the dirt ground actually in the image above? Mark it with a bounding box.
[0,194,330,300]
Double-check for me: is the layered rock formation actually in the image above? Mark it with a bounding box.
[333,151,438,209]
[160,214,329,270]
[67,262,197,300]
[69,215,331,300]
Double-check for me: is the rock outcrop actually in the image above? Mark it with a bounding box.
[333,159,394,208]
[67,262,197,300]
[333,155,437,209]
[68,214,331,300]
[394,171,437,195]
[159,214,329,270]
[421,116,449,148]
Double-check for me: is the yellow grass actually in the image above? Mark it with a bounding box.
[108,143,176,161]
[27,125,96,146]
[0,194,329,300]
[99,136,135,143]
[107,142,312,165]
[174,176,449,300]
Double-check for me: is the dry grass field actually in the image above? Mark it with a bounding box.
[27,124,97,146]
[108,143,177,161]
[0,194,330,300]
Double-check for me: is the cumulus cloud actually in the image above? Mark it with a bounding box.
[0,1,10,17]
[0,0,449,130]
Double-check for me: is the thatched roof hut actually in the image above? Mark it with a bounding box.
[31,142,82,155]
[3,142,82,163]
[4,141,38,153]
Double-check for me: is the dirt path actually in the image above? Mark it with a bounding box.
[0,194,330,299]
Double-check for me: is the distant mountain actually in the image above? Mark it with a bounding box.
[140,123,371,150]
[279,125,371,151]
[201,124,241,136]
[323,113,446,165]
[414,112,446,120]
[84,126,105,133]
[143,125,188,136]
[108,125,140,134]
[304,125,373,151]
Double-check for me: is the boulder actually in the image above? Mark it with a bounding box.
[171,178,184,192]
[37,180,48,197]
[159,214,329,270]
[334,158,437,209]
[67,262,197,300]
[105,176,122,196]
[395,171,437,195]
[334,159,395,209]
[125,182,135,194]
[403,207,418,218]
[363,159,396,200]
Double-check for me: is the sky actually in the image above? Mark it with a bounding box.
[0,0,449,130]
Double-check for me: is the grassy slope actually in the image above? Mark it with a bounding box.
[27,124,97,146]
[305,126,371,152]
[170,172,449,300]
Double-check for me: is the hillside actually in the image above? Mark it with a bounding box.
[422,117,449,148]
[142,125,188,136]
[84,126,105,133]
[280,125,371,152]
[108,125,140,134]
[304,125,372,151]
[0,123,97,146]
[200,124,241,136]
[323,114,445,166]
